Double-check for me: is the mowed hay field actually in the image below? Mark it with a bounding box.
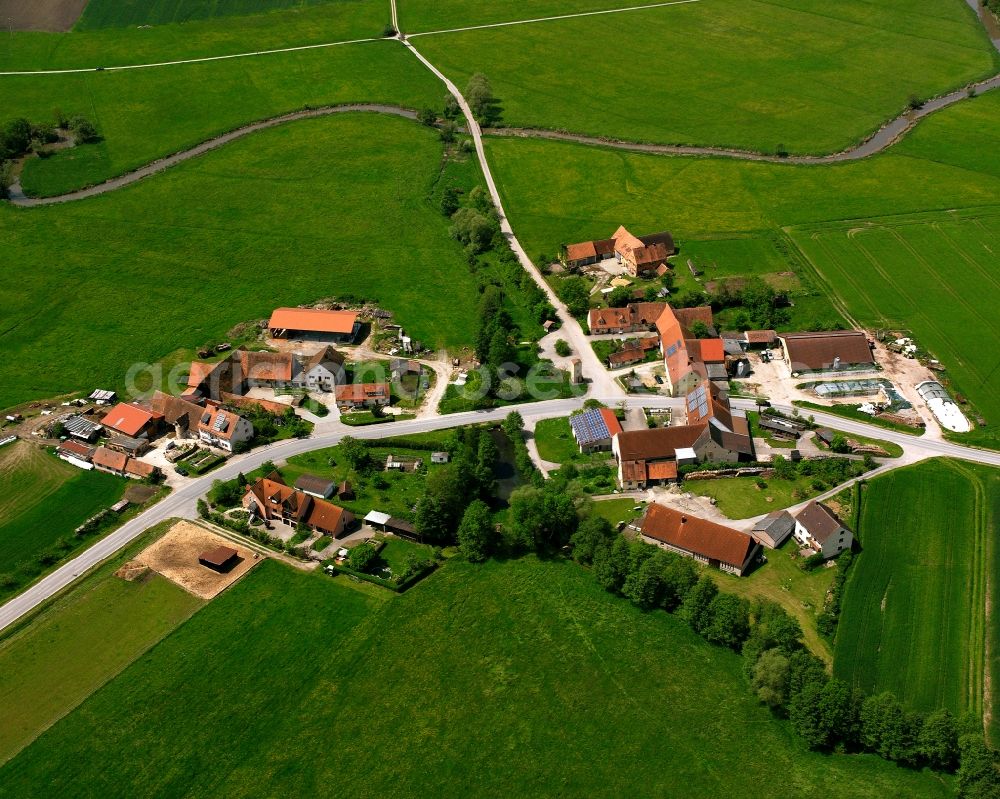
[790,211,1000,448]
[418,0,998,154]
[0,521,203,764]
[0,443,124,577]
[0,1,386,69]
[7,41,440,196]
[0,557,954,798]
[0,114,482,409]
[400,0,645,30]
[77,0,359,29]
[833,461,1000,732]
[488,90,1000,435]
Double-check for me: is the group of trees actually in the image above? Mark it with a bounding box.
[558,276,591,317]
[713,277,791,330]
[466,73,500,125]
[234,404,311,446]
[416,425,502,545]
[1,113,98,162]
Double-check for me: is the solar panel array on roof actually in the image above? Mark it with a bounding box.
[569,407,612,446]
[686,385,710,420]
[213,413,229,433]
[201,412,212,424]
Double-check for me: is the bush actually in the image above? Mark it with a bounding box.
[69,116,99,144]
[554,339,571,357]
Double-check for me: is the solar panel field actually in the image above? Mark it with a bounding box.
[789,210,1000,448]
[833,460,1000,734]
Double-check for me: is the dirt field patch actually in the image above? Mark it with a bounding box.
[0,0,90,31]
[124,484,157,504]
[138,521,261,599]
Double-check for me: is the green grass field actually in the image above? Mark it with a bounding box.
[0,443,125,577]
[8,41,439,196]
[77,0,353,29]
[684,475,828,519]
[400,0,644,30]
[533,416,611,465]
[420,0,996,154]
[0,520,203,764]
[489,90,1000,434]
[834,460,1000,731]
[0,3,385,69]
[1,114,483,409]
[0,556,954,797]
[790,211,1000,448]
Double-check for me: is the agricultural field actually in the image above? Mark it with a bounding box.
[0,442,124,579]
[0,2,385,69]
[419,0,997,154]
[77,0,356,29]
[0,114,483,409]
[489,90,1000,435]
[7,41,440,196]
[0,556,954,797]
[833,460,1000,735]
[0,520,203,764]
[790,211,1000,449]
[400,0,645,30]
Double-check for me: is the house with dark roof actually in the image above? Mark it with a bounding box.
[611,424,704,489]
[296,346,346,392]
[793,501,853,559]
[639,503,760,576]
[199,546,239,573]
[62,415,102,442]
[751,510,795,549]
[197,406,254,453]
[243,474,354,538]
[569,407,623,453]
[294,474,335,499]
[779,331,875,373]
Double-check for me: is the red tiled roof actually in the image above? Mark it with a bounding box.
[646,461,678,480]
[598,407,623,438]
[240,350,293,382]
[693,338,725,363]
[336,383,390,403]
[92,446,128,472]
[187,361,219,389]
[641,503,757,568]
[269,307,358,335]
[744,329,778,345]
[59,440,94,460]
[615,424,706,462]
[100,403,161,438]
[566,241,597,262]
[125,459,156,478]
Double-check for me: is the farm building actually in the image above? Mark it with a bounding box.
[198,546,239,573]
[655,305,722,395]
[337,480,355,500]
[758,415,805,439]
[743,330,778,349]
[751,511,795,549]
[107,435,150,457]
[612,425,703,489]
[916,381,971,433]
[87,389,118,405]
[100,403,163,439]
[335,383,390,410]
[569,407,623,453]
[607,337,660,368]
[57,440,95,468]
[240,350,295,388]
[363,510,420,541]
[243,475,354,538]
[268,307,360,343]
[794,501,853,559]
[779,331,875,373]
[124,459,158,480]
[294,474,335,499]
[587,302,666,335]
[92,447,129,476]
[565,226,675,276]
[62,415,102,442]
[639,503,760,576]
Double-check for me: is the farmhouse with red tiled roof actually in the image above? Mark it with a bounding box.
[639,503,761,576]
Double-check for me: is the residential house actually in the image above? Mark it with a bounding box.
[779,331,875,373]
[197,406,254,452]
[565,226,675,276]
[794,501,853,559]
[569,407,623,453]
[150,391,206,440]
[390,359,422,381]
[639,503,760,576]
[587,302,667,335]
[100,403,163,440]
[655,305,723,395]
[298,346,346,392]
[335,383,390,410]
[751,510,795,549]
[268,307,360,343]
[294,474,335,499]
[244,474,354,538]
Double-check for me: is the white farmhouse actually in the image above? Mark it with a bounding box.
[793,501,853,559]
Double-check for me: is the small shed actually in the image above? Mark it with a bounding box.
[431,451,450,464]
[198,545,239,573]
[751,511,795,549]
[337,480,355,500]
[364,510,392,530]
[386,517,419,541]
[814,428,835,446]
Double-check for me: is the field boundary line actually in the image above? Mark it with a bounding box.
[405,0,701,39]
[0,34,383,76]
